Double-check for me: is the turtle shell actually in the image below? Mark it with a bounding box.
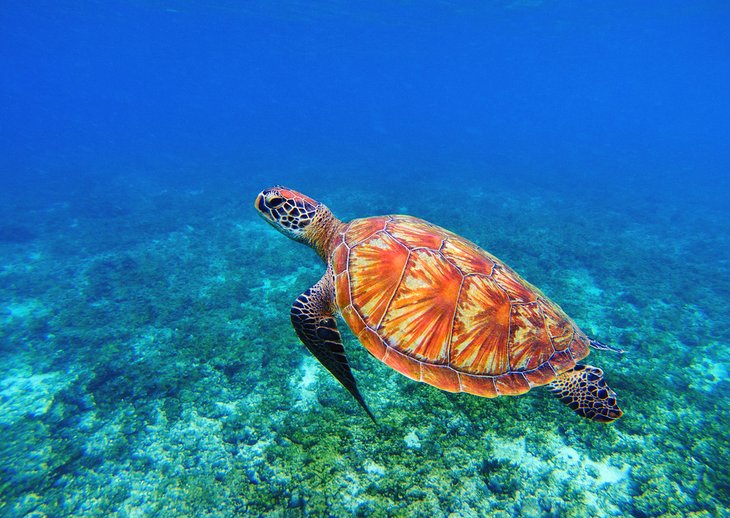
[330,215,591,397]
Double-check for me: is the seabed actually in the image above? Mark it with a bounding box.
[0,178,727,516]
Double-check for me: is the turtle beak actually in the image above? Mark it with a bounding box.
[255,193,271,218]
[255,192,281,232]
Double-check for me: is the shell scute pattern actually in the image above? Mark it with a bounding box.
[344,216,389,247]
[459,374,497,397]
[379,248,462,363]
[421,364,461,393]
[334,215,587,395]
[441,238,496,275]
[349,231,409,328]
[334,271,351,309]
[331,241,349,276]
[341,304,366,336]
[387,217,444,249]
[539,300,574,351]
[508,302,553,371]
[359,327,387,360]
[450,274,511,374]
[383,347,422,381]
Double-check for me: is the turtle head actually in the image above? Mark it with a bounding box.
[255,187,337,251]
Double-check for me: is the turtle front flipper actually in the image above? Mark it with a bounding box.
[290,269,376,423]
[548,365,623,422]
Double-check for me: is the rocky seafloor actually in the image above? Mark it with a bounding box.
[0,175,727,516]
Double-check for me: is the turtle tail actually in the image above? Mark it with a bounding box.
[589,338,625,354]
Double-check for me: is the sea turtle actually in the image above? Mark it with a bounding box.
[255,186,623,423]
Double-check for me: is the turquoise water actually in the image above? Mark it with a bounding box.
[1,2,729,516]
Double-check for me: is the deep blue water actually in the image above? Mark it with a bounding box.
[1,1,729,515]
[2,1,729,200]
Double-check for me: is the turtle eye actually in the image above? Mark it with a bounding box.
[267,196,285,208]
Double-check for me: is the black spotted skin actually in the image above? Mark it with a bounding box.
[548,364,623,422]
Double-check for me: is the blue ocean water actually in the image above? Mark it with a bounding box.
[1,1,728,515]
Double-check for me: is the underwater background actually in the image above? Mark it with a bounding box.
[1,1,729,516]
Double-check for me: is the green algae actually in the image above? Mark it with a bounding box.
[0,181,727,516]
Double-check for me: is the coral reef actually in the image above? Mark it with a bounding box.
[0,177,727,516]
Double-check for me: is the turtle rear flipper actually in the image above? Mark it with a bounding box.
[548,365,622,422]
[290,269,376,424]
